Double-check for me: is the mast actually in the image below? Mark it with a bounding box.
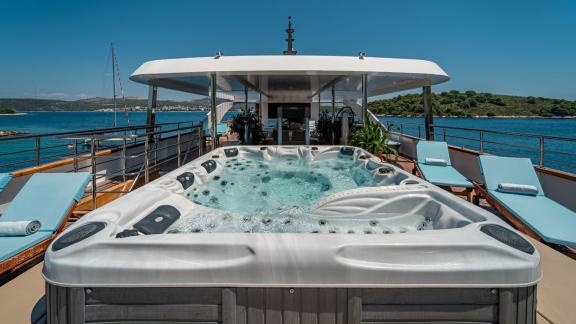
[283,16,297,55]
[111,42,118,128]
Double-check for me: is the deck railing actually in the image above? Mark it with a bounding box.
[381,121,576,173]
[0,121,205,209]
[0,121,200,172]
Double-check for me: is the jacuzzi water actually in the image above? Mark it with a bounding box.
[187,156,376,212]
[169,150,433,235]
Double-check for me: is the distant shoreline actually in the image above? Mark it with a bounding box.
[0,112,26,116]
[376,114,576,119]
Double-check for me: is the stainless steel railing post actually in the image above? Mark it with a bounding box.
[144,135,150,184]
[122,137,127,182]
[35,136,41,166]
[91,138,97,210]
[480,130,484,153]
[73,139,78,172]
[177,128,181,168]
[198,126,204,157]
[540,136,545,167]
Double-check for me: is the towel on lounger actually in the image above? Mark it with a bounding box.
[424,158,448,167]
[497,183,539,196]
[0,220,42,236]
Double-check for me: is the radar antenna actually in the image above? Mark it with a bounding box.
[283,16,297,55]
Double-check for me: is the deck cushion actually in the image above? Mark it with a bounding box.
[0,173,90,232]
[418,163,473,188]
[416,141,451,165]
[0,173,12,192]
[478,155,543,195]
[0,231,52,262]
[490,191,576,248]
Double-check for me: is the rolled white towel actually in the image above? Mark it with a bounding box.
[497,183,539,196]
[424,158,448,167]
[0,220,42,236]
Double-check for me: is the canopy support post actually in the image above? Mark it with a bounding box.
[423,85,433,140]
[362,74,368,125]
[244,87,249,115]
[146,84,157,141]
[257,93,262,122]
[277,107,283,145]
[210,73,218,150]
[331,85,336,144]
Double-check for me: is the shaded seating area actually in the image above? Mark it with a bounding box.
[0,173,91,275]
[414,141,473,201]
[475,155,576,252]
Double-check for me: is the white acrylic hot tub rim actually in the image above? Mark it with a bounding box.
[42,145,542,288]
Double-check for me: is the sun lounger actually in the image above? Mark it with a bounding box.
[475,155,576,250]
[0,173,12,192]
[0,173,91,274]
[414,141,473,200]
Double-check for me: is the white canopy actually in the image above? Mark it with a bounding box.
[130,55,449,101]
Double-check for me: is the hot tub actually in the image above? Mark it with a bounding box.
[43,146,540,324]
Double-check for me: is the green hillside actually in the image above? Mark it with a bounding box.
[369,90,576,117]
[0,97,214,112]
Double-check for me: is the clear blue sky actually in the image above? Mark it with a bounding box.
[1,0,575,101]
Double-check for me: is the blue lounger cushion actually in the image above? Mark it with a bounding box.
[0,173,91,233]
[478,155,543,195]
[478,155,576,247]
[418,163,473,188]
[489,191,576,248]
[0,232,52,262]
[416,141,451,165]
[416,141,472,188]
[0,173,12,192]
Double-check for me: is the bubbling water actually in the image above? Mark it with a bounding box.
[188,156,375,214]
[171,155,432,234]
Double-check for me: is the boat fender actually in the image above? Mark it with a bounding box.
[133,205,181,235]
[224,148,239,157]
[176,172,195,189]
[201,160,217,173]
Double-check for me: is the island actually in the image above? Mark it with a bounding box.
[0,108,19,115]
[369,90,576,117]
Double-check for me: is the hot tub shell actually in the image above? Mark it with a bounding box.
[43,146,541,324]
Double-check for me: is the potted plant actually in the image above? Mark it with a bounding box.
[349,123,398,162]
[230,112,264,144]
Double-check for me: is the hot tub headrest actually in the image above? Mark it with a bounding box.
[176,172,195,190]
[340,147,354,156]
[133,205,180,235]
[201,160,217,173]
[224,148,239,157]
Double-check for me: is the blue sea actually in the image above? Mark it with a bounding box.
[1,112,575,173]
[380,116,576,173]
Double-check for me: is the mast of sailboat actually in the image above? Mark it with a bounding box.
[111,42,118,128]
